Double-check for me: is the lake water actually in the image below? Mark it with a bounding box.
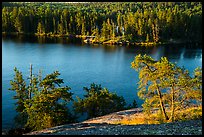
[2,35,202,130]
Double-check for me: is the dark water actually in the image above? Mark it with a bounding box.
[2,35,202,130]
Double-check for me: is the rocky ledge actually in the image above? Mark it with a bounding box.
[24,108,202,135]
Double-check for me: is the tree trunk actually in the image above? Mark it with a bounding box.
[170,86,175,122]
[155,83,169,121]
[29,63,32,100]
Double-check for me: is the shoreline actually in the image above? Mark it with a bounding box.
[2,32,202,46]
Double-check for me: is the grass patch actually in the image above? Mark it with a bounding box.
[111,106,202,125]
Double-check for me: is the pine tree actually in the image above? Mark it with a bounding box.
[146,34,149,42]
[9,66,75,131]
[24,71,74,131]
[131,54,170,121]
[101,21,107,40]
[131,54,202,122]
[9,67,28,113]
[37,22,45,35]
[73,83,126,119]
[14,16,23,33]
[52,17,56,34]
[58,23,64,35]
[81,22,86,36]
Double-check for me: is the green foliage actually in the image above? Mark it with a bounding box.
[9,66,75,131]
[9,67,28,113]
[14,16,23,33]
[142,99,152,124]
[132,99,138,108]
[73,83,126,119]
[131,54,202,122]
[2,2,202,43]
[58,23,64,35]
[37,22,45,35]
[126,99,138,109]
[24,71,74,131]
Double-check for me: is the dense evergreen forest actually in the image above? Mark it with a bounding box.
[2,2,202,44]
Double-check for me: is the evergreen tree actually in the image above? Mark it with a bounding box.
[52,17,56,34]
[101,21,107,40]
[37,22,45,35]
[131,54,169,121]
[146,34,149,42]
[9,67,28,113]
[131,54,202,122]
[73,83,126,119]
[81,22,86,36]
[58,23,64,35]
[14,16,23,33]
[92,27,100,42]
[24,71,74,131]
[9,66,75,131]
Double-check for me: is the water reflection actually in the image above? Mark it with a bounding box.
[163,45,184,59]
[2,34,38,43]
[163,44,202,60]
[124,45,162,56]
[2,35,202,61]
[183,50,202,59]
[37,36,46,44]
[122,43,202,61]
[2,34,83,45]
[102,45,117,52]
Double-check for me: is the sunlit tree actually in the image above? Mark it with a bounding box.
[24,71,74,131]
[37,21,45,35]
[131,54,169,121]
[131,54,202,122]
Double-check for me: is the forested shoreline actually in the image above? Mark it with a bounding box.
[2,2,202,45]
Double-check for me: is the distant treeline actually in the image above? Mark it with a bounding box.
[2,2,202,43]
